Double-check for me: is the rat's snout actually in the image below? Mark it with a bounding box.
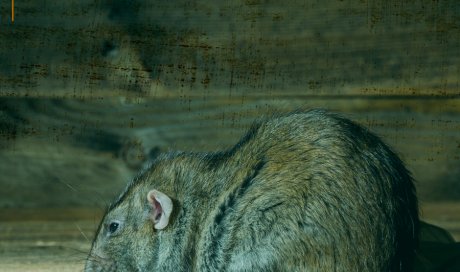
[85,247,117,272]
[85,255,117,272]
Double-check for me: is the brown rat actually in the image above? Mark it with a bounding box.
[85,110,419,271]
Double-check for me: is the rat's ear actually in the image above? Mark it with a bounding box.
[147,190,173,230]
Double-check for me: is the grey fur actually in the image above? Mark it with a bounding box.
[86,110,419,272]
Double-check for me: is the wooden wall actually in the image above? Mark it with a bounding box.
[1,0,459,207]
[0,0,459,269]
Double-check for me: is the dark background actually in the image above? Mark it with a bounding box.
[0,0,459,270]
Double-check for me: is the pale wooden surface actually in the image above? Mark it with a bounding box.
[0,209,99,272]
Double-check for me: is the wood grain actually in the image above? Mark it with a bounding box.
[1,0,459,97]
[1,97,459,210]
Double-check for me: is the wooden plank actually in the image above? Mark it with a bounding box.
[0,97,459,209]
[0,1,459,98]
[0,220,93,272]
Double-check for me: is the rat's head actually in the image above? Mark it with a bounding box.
[85,178,174,272]
[85,153,207,271]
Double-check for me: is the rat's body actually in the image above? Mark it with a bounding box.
[86,110,419,272]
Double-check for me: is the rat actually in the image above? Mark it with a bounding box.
[85,109,419,271]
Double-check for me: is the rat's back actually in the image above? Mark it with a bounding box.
[196,110,418,271]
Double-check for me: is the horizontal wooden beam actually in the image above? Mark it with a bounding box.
[1,1,459,98]
[0,97,459,210]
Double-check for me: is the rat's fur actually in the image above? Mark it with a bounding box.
[86,110,419,271]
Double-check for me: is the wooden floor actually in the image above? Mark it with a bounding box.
[0,210,100,272]
[0,203,458,271]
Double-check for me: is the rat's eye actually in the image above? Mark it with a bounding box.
[106,220,122,236]
[109,222,119,233]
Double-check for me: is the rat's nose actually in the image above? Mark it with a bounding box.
[85,251,115,272]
